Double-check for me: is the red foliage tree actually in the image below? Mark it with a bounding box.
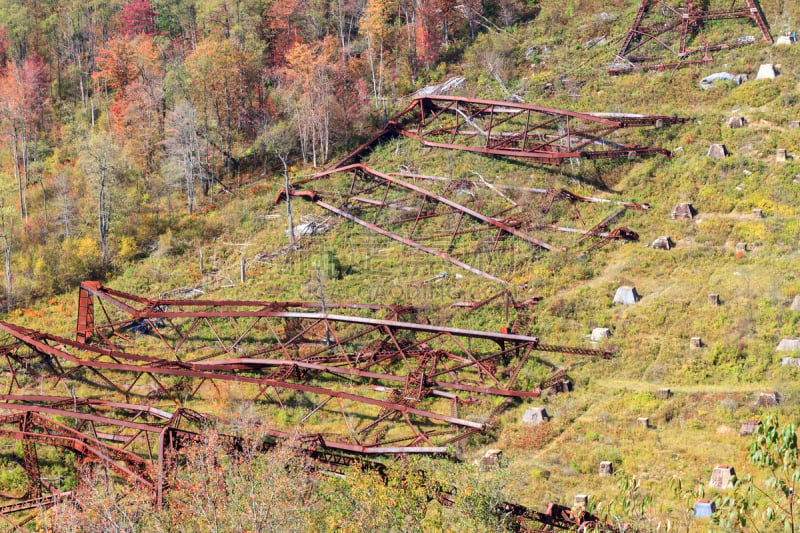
[119,0,158,37]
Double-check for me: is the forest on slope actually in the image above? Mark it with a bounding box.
[0,0,538,305]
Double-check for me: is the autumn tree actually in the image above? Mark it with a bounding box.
[360,0,395,103]
[279,37,341,167]
[120,0,158,37]
[98,36,164,178]
[0,55,49,222]
[79,131,125,264]
[183,37,245,180]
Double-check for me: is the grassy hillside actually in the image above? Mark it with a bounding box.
[6,0,800,530]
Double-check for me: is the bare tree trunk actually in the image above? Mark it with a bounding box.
[280,154,295,245]
[10,127,26,223]
[0,213,12,312]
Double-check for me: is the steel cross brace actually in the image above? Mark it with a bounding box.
[0,397,402,519]
[0,321,494,452]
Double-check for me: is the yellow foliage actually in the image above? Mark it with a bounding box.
[118,236,138,262]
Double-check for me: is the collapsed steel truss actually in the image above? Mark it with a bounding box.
[0,395,385,527]
[0,395,620,532]
[0,282,611,457]
[334,95,689,167]
[495,501,618,533]
[280,164,644,283]
[611,0,772,74]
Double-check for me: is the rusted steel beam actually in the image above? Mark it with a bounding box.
[285,165,647,281]
[282,164,563,283]
[313,197,510,284]
[495,501,621,532]
[73,283,612,413]
[315,165,556,251]
[612,0,772,74]
[0,397,428,519]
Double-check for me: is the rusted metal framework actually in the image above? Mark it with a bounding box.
[280,165,643,283]
[334,95,689,167]
[495,501,619,532]
[0,320,484,454]
[0,395,387,527]
[65,283,611,450]
[0,310,608,457]
[0,394,618,531]
[611,0,772,74]
[76,281,611,368]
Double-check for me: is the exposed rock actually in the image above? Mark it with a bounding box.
[412,77,466,97]
[590,328,611,341]
[699,72,746,89]
[651,236,674,250]
[727,116,746,128]
[584,36,607,49]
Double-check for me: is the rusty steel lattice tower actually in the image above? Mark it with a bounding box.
[611,0,772,74]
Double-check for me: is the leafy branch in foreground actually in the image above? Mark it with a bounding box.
[715,415,799,532]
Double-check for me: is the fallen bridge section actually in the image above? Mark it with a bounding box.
[333,95,689,167]
[75,282,611,399]
[280,165,642,283]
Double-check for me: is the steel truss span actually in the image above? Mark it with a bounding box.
[334,95,689,167]
[0,396,393,527]
[0,283,612,457]
[611,0,772,74]
[0,395,626,531]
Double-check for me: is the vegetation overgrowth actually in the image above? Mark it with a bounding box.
[0,0,796,530]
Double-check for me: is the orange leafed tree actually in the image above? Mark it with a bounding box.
[0,55,49,221]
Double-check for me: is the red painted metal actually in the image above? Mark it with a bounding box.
[0,396,407,519]
[0,283,614,454]
[390,173,651,210]
[334,96,688,167]
[611,0,772,74]
[0,395,610,532]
